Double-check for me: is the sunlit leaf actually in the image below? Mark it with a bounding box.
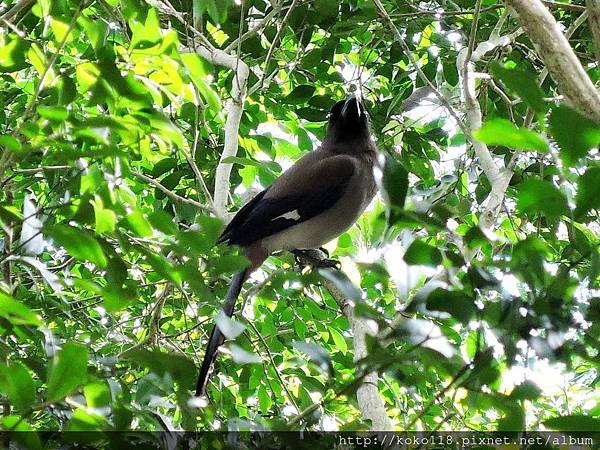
[473,118,548,152]
[45,224,108,268]
[0,290,41,326]
[47,342,89,402]
[0,362,36,412]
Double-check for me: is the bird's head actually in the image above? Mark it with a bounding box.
[325,95,371,147]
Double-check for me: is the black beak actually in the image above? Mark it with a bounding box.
[340,95,362,121]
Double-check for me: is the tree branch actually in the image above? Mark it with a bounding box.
[505,0,600,125]
[324,279,393,431]
[157,0,252,218]
[130,170,211,212]
[372,0,469,137]
[295,249,392,431]
[587,0,600,64]
[457,2,521,231]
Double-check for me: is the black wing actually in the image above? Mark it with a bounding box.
[217,156,355,247]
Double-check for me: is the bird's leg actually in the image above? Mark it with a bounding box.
[292,248,341,270]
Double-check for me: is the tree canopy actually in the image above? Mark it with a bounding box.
[0,0,599,440]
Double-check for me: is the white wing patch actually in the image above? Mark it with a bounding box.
[272,210,301,221]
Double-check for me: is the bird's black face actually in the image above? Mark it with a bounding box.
[326,96,370,144]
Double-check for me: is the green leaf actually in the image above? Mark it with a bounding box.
[78,16,108,52]
[381,156,409,209]
[126,210,153,237]
[574,167,600,219]
[83,381,111,408]
[426,288,476,323]
[212,254,250,274]
[180,53,211,79]
[92,198,116,234]
[206,0,231,24]
[473,118,548,153]
[296,107,327,122]
[491,63,547,113]
[0,34,31,72]
[65,408,107,431]
[37,105,68,122]
[0,290,41,326]
[516,179,569,220]
[122,349,196,390]
[128,7,161,49]
[45,224,107,268]
[258,385,272,414]
[329,328,348,355]
[404,240,443,266]
[0,135,22,152]
[297,127,313,151]
[509,381,541,401]
[283,85,316,104]
[47,342,89,402]
[148,210,178,235]
[549,105,600,167]
[0,362,36,412]
[543,415,600,431]
[0,416,42,449]
[314,0,338,20]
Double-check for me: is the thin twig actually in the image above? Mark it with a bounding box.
[130,170,212,212]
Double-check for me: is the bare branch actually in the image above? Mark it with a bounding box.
[157,0,252,218]
[259,0,300,88]
[130,170,212,212]
[224,1,282,53]
[0,0,35,23]
[118,284,173,358]
[457,1,518,231]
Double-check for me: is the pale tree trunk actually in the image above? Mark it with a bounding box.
[505,0,600,125]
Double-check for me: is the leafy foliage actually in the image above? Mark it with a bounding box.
[0,0,598,436]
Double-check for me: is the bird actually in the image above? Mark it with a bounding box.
[195,95,379,396]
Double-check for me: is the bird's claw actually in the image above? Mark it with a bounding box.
[292,249,340,270]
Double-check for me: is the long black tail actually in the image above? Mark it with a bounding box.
[195,270,247,396]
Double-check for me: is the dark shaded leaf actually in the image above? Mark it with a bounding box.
[491,63,547,113]
[543,415,600,431]
[575,167,600,219]
[516,179,568,220]
[549,106,600,167]
[404,240,442,266]
[283,85,316,104]
[381,156,409,209]
[426,288,476,323]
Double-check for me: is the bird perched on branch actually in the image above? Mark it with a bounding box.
[196,95,379,396]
